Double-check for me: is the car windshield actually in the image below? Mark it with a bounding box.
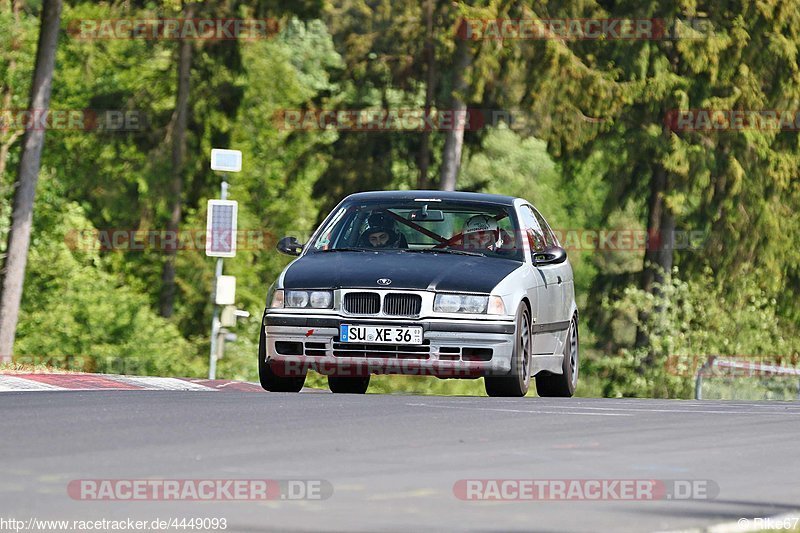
[308,200,524,261]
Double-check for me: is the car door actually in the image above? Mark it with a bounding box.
[518,205,559,355]
[531,206,572,322]
[531,206,574,354]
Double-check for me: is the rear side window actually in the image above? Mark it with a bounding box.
[531,207,558,248]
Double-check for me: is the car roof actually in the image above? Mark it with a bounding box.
[343,190,519,206]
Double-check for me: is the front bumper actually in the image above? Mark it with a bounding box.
[263,313,516,378]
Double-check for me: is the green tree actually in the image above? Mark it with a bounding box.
[0,0,62,361]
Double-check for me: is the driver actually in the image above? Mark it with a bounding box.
[359,212,407,248]
[462,215,503,252]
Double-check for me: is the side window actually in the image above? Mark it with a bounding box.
[519,206,547,255]
[313,207,348,250]
[532,207,557,248]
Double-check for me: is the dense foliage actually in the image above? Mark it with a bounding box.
[1,0,797,397]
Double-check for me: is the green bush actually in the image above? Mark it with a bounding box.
[587,267,799,398]
[12,173,204,377]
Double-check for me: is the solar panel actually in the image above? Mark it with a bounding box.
[206,200,238,257]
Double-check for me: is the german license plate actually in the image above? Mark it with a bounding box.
[339,325,423,345]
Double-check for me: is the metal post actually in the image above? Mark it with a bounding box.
[208,178,229,379]
[694,356,714,400]
[694,371,703,400]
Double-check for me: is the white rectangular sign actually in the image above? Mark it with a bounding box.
[215,276,236,306]
[210,149,242,173]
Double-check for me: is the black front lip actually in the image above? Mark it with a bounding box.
[264,314,515,335]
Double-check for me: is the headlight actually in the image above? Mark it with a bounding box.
[434,294,489,314]
[283,290,333,309]
[309,291,333,308]
[286,290,309,308]
[462,295,488,314]
[434,294,462,313]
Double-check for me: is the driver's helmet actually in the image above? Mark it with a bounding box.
[362,212,399,248]
[462,215,502,251]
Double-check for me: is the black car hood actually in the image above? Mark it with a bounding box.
[283,251,522,293]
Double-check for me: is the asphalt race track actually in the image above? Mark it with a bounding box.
[1,390,798,532]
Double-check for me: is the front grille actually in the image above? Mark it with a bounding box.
[343,292,380,315]
[383,293,422,317]
[333,340,431,359]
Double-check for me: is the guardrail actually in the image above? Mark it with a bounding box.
[694,356,800,400]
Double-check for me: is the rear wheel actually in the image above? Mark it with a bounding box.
[484,305,531,397]
[535,314,578,397]
[258,325,306,392]
[328,376,370,394]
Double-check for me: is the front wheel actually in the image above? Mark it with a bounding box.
[258,325,306,393]
[484,305,532,397]
[328,376,370,394]
[535,314,578,397]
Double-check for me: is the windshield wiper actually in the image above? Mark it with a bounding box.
[401,248,485,257]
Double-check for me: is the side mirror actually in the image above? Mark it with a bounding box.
[533,246,567,266]
[277,236,304,256]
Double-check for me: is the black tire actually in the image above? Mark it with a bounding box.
[258,323,306,392]
[484,305,532,397]
[535,314,578,397]
[328,375,370,394]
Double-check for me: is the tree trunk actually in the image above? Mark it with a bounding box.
[439,27,471,191]
[0,0,63,361]
[0,0,24,182]
[635,163,675,350]
[159,2,195,318]
[416,0,435,189]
